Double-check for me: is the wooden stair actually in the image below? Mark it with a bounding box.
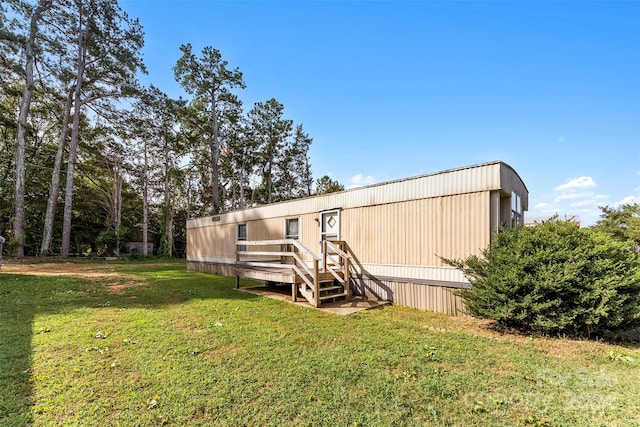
[235,239,351,308]
[296,269,348,306]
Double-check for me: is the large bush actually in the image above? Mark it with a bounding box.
[446,219,640,339]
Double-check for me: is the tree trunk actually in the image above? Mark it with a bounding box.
[239,162,246,209]
[305,157,312,197]
[210,88,221,214]
[142,137,148,257]
[164,140,173,258]
[41,90,73,255]
[14,0,52,257]
[112,160,122,257]
[61,30,87,257]
[266,160,273,204]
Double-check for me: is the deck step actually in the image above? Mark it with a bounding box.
[319,292,348,302]
[319,285,342,293]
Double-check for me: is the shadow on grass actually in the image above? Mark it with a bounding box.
[0,264,259,425]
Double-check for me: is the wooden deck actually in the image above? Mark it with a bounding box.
[234,239,351,308]
[238,284,390,315]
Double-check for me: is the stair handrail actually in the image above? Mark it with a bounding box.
[324,240,350,261]
[322,240,351,298]
[236,239,322,306]
[288,239,321,261]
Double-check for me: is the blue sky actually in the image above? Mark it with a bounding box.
[120,0,639,225]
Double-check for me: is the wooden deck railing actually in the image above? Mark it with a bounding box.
[323,240,351,299]
[236,239,321,306]
[235,239,352,307]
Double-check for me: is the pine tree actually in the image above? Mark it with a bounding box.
[58,0,145,257]
[174,44,245,215]
[247,98,293,204]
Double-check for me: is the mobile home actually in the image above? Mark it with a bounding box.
[186,161,528,315]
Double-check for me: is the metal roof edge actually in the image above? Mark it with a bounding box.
[187,160,526,226]
[497,160,529,193]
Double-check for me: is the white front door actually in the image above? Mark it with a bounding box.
[320,209,340,246]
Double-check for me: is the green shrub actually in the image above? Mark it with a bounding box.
[445,219,640,339]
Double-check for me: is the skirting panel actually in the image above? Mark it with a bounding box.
[187,260,237,277]
[187,260,468,316]
[352,276,467,316]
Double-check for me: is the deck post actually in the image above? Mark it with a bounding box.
[235,245,240,289]
[290,243,298,302]
[322,240,327,271]
[344,256,350,300]
[313,259,320,308]
[0,236,4,272]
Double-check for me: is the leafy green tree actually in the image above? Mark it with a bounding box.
[445,218,640,339]
[593,203,640,248]
[315,175,344,194]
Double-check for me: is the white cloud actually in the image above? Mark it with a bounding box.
[532,202,559,215]
[554,176,596,192]
[554,192,593,202]
[348,173,376,189]
[558,135,565,143]
[570,197,607,208]
[615,195,639,206]
[529,175,610,226]
[534,202,551,209]
[557,193,607,204]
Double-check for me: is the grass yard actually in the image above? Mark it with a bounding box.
[1,260,639,426]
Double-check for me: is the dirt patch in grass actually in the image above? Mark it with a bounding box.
[3,262,117,277]
[106,284,128,295]
[2,262,162,294]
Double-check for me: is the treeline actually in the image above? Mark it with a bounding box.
[0,0,343,258]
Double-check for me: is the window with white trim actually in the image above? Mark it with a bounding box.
[511,191,522,226]
[285,218,299,240]
[238,224,247,251]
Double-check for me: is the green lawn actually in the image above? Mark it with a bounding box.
[1,260,638,426]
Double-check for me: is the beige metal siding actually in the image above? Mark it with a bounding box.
[500,163,529,210]
[187,161,523,230]
[353,277,467,316]
[342,191,489,268]
[194,192,485,258]
[185,161,527,315]
[187,222,236,259]
[188,192,490,271]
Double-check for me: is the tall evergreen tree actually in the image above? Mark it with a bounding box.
[247,98,293,204]
[58,0,145,257]
[2,0,53,257]
[130,86,186,258]
[277,124,313,200]
[174,44,245,215]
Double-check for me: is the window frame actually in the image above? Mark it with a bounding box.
[285,217,300,240]
[511,191,522,226]
[237,223,247,252]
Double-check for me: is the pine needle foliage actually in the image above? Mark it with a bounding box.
[445,218,640,339]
